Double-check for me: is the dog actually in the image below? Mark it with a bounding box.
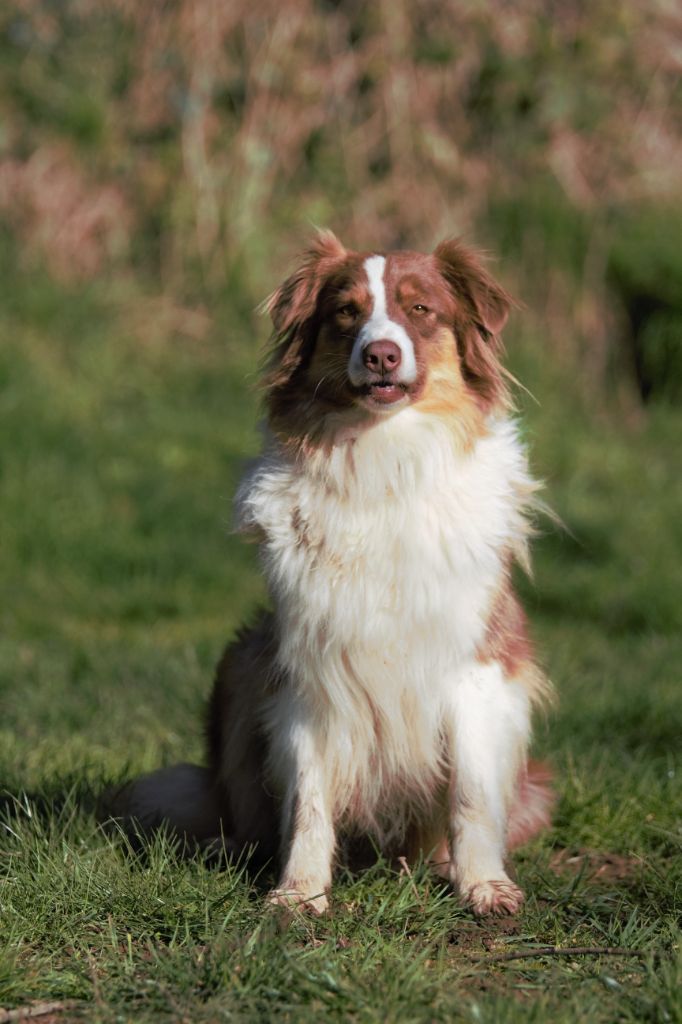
[109,232,553,916]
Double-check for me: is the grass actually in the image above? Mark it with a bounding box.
[0,265,680,1022]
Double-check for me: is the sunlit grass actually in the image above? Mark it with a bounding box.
[1,272,680,1021]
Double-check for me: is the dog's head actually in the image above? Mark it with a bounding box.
[264,231,512,438]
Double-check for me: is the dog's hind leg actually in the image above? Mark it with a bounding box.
[208,615,282,869]
[101,614,282,864]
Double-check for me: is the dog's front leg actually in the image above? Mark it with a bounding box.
[446,659,531,916]
[268,703,335,915]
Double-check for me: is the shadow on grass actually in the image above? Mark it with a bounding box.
[0,772,438,901]
[0,773,383,893]
[0,775,262,868]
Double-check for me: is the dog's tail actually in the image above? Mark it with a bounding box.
[507,760,554,849]
[101,759,553,858]
[100,763,225,853]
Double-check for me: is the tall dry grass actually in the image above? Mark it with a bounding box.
[1,0,681,394]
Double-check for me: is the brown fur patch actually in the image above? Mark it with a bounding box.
[478,582,533,679]
[414,326,487,449]
[434,239,513,412]
[477,580,552,706]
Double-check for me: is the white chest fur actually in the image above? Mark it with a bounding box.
[236,412,534,827]
[237,412,532,700]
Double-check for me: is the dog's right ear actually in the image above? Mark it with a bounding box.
[264,231,347,389]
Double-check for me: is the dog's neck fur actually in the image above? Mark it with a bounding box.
[297,407,480,501]
[236,409,534,659]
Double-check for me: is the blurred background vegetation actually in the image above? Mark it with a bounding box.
[1,1,681,763]
[1,0,681,401]
[1,5,681,1016]
[1,0,681,762]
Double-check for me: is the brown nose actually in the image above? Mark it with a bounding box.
[362,340,402,374]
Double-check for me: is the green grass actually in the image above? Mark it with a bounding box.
[1,268,680,1022]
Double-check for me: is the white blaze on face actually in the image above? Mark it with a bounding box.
[348,255,418,386]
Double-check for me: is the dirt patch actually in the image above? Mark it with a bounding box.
[448,915,523,956]
[549,848,642,883]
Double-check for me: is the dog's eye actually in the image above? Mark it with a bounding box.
[337,304,358,319]
[412,304,429,315]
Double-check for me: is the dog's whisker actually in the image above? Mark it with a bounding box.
[313,375,329,400]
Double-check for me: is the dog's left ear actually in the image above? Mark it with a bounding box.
[434,239,513,408]
[434,238,511,336]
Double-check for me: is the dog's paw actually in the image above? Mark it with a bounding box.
[267,886,329,917]
[464,878,524,916]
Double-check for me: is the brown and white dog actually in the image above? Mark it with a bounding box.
[112,233,553,916]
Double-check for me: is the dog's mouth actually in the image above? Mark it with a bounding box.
[356,380,410,407]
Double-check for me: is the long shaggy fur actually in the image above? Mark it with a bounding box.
[106,233,554,917]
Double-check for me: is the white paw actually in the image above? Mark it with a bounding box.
[464,877,525,916]
[267,886,329,917]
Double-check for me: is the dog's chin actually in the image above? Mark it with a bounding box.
[353,381,412,415]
